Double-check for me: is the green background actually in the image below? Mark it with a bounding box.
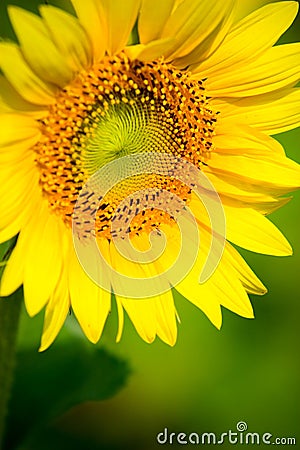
[0,1,299,449]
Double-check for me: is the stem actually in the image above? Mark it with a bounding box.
[0,289,22,449]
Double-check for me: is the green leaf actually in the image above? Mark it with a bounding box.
[4,342,130,450]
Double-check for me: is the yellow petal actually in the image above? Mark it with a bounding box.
[138,0,174,43]
[101,0,141,55]
[0,161,38,230]
[40,6,92,72]
[153,291,177,346]
[211,267,254,318]
[190,192,292,256]
[172,225,222,327]
[207,148,300,192]
[0,113,39,149]
[116,296,124,342]
[177,283,223,329]
[0,177,41,246]
[125,38,175,61]
[0,43,56,105]
[177,236,254,320]
[161,0,235,60]
[214,120,285,156]
[0,136,38,164]
[252,197,292,215]
[176,271,224,327]
[23,203,64,316]
[221,191,292,216]
[8,7,74,87]
[0,76,47,117]
[69,246,111,343]
[224,242,267,295]
[0,221,21,244]
[116,290,177,345]
[71,0,107,62]
[156,221,200,284]
[39,271,70,352]
[203,43,300,97]
[206,172,280,204]
[0,234,26,297]
[223,204,292,256]
[172,0,235,67]
[109,234,169,298]
[221,88,300,134]
[200,180,270,218]
[193,1,299,74]
[0,189,43,294]
[116,296,157,343]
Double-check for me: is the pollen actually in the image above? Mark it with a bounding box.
[33,53,217,238]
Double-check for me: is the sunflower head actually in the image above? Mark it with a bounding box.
[0,0,299,350]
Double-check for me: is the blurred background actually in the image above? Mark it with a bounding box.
[0,0,299,449]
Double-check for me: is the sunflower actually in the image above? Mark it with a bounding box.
[0,0,300,351]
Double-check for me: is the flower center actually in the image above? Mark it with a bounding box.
[34,53,217,238]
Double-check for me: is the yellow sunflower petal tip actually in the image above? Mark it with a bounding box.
[7,6,34,30]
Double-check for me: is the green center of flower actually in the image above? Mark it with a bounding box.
[34,53,217,237]
[82,97,172,174]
